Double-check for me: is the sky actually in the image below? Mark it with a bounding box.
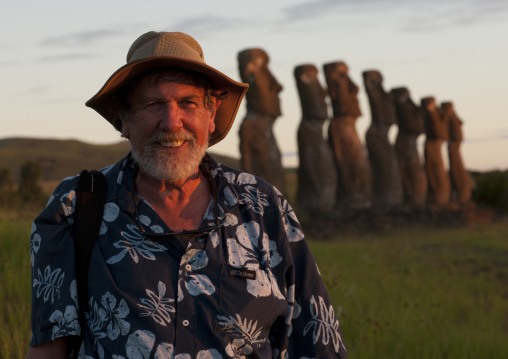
[1,0,507,171]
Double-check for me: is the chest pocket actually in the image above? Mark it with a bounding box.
[214,264,287,346]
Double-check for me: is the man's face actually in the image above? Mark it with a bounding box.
[121,73,219,184]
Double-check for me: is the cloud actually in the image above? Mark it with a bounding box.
[283,0,508,32]
[0,42,15,49]
[45,97,83,104]
[38,53,97,63]
[0,60,20,67]
[9,86,50,97]
[282,0,395,20]
[493,129,508,140]
[399,0,508,32]
[167,15,247,39]
[465,130,508,143]
[39,29,123,47]
[473,0,508,14]
[283,0,341,20]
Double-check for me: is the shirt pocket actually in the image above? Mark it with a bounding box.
[214,264,287,346]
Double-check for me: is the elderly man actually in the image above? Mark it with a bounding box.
[27,31,347,359]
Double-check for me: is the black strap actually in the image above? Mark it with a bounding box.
[70,169,106,358]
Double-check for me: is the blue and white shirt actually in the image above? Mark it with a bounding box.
[29,153,347,358]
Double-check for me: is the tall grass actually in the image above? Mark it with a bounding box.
[309,221,508,358]
[1,218,507,358]
[0,220,32,359]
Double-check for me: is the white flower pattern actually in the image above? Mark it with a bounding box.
[30,223,41,267]
[138,281,175,326]
[29,155,346,358]
[33,265,65,304]
[49,305,80,339]
[106,224,167,264]
[227,222,284,299]
[303,295,344,353]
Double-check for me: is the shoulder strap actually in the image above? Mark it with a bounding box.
[70,169,106,357]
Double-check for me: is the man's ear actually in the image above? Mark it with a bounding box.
[208,99,221,134]
[121,118,131,139]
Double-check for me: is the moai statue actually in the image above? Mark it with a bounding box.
[294,64,337,215]
[421,96,451,207]
[391,87,428,208]
[323,61,372,210]
[442,101,472,205]
[237,48,286,193]
[363,70,403,209]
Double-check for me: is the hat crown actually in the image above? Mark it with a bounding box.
[126,31,205,64]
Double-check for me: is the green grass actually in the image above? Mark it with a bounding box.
[2,218,507,358]
[0,220,32,359]
[309,221,508,358]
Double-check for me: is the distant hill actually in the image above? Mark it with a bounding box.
[0,137,241,182]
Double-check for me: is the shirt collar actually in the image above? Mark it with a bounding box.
[204,154,241,215]
[110,152,241,216]
[105,153,137,214]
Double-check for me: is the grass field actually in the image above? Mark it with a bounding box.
[0,220,32,359]
[309,221,508,358]
[1,218,507,358]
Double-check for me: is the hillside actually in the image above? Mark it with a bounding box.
[0,137,241,182]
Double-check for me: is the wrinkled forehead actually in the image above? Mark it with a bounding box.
[123,70,211,107]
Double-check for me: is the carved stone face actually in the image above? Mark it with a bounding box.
[294,64,328,121]
[323,61,361,118]
[391,87,409,103]
[362,70,396,126]
[422,96,449,141]
[391,87,424,135]
[238,48,282,117]
[442,102,463,142]
[363,70,383,91]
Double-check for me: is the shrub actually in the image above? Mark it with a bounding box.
[471,170,508,212]
[18,160,44,202]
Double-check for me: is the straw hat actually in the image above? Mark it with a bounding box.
[86,31,249,146]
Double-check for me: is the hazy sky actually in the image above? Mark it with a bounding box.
[2,0,507,171]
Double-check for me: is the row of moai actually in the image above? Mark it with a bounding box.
[236,48,472,216]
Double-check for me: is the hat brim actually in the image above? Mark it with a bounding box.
[86,56,249,147]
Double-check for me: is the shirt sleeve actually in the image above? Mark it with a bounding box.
[29,176,82,346]
[270,193,348,359]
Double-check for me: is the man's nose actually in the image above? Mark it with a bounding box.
[159,103,183,131]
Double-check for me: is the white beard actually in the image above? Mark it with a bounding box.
[131,130,207,183]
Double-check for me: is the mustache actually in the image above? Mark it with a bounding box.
[146,130,195,144]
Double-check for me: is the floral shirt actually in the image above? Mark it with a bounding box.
[29,153,347,359]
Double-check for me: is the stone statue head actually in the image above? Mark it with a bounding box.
[323,61,361,118]
[421,96,449,141]
[238,48,283,117]
[442,101,463,142]
[391,87,424,135]
[363,69,383,90]
[362,69,396,126]
[294,64,328,121]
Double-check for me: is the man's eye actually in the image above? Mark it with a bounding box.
[180,100,198,108]
[144,102,161,110]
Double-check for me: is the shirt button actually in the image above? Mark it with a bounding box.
[182,320,189,326]
[185,264,192,271]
